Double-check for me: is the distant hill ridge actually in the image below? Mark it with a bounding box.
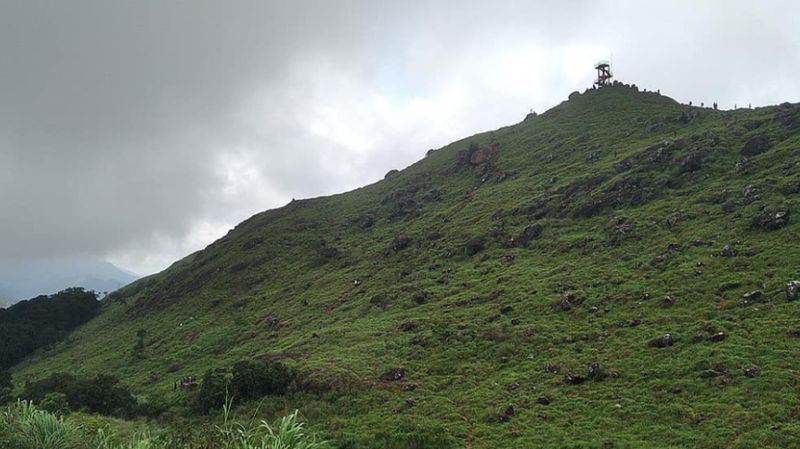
[0,256,137,304]
[12,85,800,448]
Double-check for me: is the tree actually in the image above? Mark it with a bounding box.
[0,369,12,404]
[0,288,100,369]
[230,359,293,400]
[132,328,147,359]
[193,368,231,414]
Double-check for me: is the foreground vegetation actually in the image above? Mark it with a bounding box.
[0,400,328,449]
[8,85,800,447]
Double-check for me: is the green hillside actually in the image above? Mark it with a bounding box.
[13,85,800,448]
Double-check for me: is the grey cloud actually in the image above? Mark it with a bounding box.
[1,0,798,274]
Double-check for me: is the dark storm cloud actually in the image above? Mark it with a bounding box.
[1,0,798,274]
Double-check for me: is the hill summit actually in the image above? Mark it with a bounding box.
[14,85,800,448]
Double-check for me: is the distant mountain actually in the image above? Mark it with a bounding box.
[0,256,138,304]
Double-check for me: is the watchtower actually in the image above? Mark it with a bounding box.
[594,61,613,88]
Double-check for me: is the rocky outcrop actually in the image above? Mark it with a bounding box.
[751,207,789,230]
[740,134,771,156]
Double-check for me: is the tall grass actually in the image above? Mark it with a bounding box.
[216,398,329,449]
[1,400,85,449]
[0,400,328,449]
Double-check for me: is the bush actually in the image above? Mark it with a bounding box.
[21,373,137,417]
[231,359,294,401]
[0,369,12,404]
[39,392,70,415]
[194,359,294,413]
[193,368,230,414]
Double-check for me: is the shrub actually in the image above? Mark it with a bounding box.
[192,368,230,414]
[0,369,12,404]
[230,359,294,401]
[21,373,137,417]
[39,392,70,415]
[194,359,294,413]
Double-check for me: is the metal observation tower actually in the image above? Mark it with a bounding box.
[594,60,613,88]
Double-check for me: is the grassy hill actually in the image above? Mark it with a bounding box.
[12,85,800,448]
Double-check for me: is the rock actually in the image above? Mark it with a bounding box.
[391,234,411,251]
[564,372,587,385]
[786,281,800,301]
[319,246,339,258]
[517,223,543,247]
[708,332,726,342]
[741,133,771,156]
[464,238,485,256]
[498,404,516,422]
[680,151,704,172]
[587,363,605,381]
[398,320,417,332]
[402,383,417,391]
[369,295,389,309]
[587,151,602,162]
[742,184,760,203]
[261,316,281,329]
[536,396,551,405]
[744,366,761,378]
[384,169,400,179]
[648,334,674,348]
[559,294,573,311]
[662,295,676,307]
[353,278,363,287]
[719,244,737,257]
[780,180,800,196]
[607,216,636,246]
[410,335,429,346]
[500,305,514,314]
[356,215,375,229]
[700,369,725,379]
[543,364,560,374]
[751,207,789,230]
[382,367,406,381]
[469,146,494,165]
[426,149,435,157]
[742,290,764,304]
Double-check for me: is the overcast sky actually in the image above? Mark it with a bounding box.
[1,0,798,276]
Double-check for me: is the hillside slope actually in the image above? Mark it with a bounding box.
[14,86,800,448]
